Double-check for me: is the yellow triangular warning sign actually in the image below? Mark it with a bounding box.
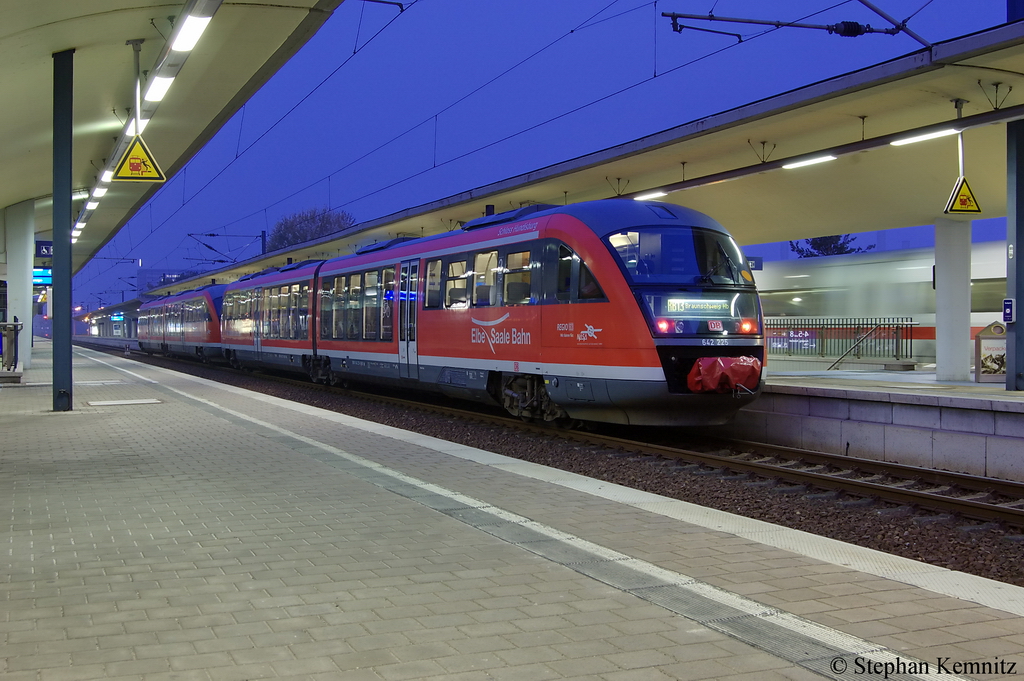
[944,176,981,214]
[112,136,165,182]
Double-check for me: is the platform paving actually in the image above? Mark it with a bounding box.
[4,340,1024,680]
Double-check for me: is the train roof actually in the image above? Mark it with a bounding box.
[228,199,733,289]
[140,283,226,307]
[465,199,729,238]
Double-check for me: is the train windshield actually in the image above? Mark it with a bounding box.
[605,227,753,286]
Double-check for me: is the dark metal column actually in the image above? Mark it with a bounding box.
[1009,123,1024,390]
[52,48,75,411]
[1009,3,1024,390]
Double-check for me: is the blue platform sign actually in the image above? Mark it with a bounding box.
[747,256,763,271]
[1005,298,1016,324]
[36,240,53,258]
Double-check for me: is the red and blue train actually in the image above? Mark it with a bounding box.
[81,200,765,425]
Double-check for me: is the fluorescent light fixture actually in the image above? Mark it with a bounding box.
[75,220,87,229]
[784,274,810,278]
[890,128,959,146]
[86,201,99,210]
[172,15,212,52]
[72,230,83,237]
[144,76,175,102]
[71,237,78,244]
[92,187,107,198]
[782,155,836,169]
[127,118,150,136]
[634,191,668,201]
[102,170,114,183]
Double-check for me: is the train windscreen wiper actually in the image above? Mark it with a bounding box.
[699,242,737,283]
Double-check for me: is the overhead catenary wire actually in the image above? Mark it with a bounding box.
[78,0,929,291]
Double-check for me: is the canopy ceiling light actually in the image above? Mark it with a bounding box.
[623,101,1024,201]
[72,0,222,239]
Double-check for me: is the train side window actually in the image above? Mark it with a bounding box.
[473,251,498,307]
[262,289,272,338]
[504,250,532,305]
[345,274,363,340]
[381,267,395,341]
[424,260,441,308]
[363,270,380,340]
[331,277,347,340]
[242,291,252,335]
[282,286,293,339]
[281,286,293,339]
[578,264,606,301]
[557,245,573,302]
[298,283,310,340]
[319,280,333,340]
[446,260,469,309]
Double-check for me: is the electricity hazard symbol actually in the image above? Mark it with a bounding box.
[944,176,981,214]
[112,136,165,182]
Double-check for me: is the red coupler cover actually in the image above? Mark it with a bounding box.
[686,356,762,393]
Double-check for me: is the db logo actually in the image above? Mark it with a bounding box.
[708,320,724,331]
[514,361,520,372]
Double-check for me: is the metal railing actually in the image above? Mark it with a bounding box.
[765,317,916,365]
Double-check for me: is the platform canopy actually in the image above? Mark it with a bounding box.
[141,19,1024,295]
[0,0,344,276]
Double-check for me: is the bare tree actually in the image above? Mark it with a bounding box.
[789,234,876,258]
[267,207,355,251]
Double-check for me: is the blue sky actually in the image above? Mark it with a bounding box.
[74,0,1009,306]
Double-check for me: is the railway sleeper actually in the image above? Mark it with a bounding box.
[771,484,809,495]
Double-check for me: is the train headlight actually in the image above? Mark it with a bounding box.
[738,319,758,334]
[656,319,671,333]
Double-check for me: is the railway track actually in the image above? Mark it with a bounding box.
[82,342,1024,532]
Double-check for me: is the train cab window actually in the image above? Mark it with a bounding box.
[578,264,605,300]
[446,261,469,309]
[557,245,573,302]
[424,260,442,308]
[381,267,395,341]
[363,270,380,340]
[472,251,498,307]
[606,228,751,286]
[504,250,532,305]
[347,274,363,340]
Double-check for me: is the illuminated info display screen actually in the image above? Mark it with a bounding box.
[666,298,730,315]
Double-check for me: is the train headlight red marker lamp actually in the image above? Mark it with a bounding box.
[738,319,758,334]
[656,319,672,333]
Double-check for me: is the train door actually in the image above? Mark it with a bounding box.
[398,260,419,379]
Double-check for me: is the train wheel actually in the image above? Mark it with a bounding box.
[502,374,568,422]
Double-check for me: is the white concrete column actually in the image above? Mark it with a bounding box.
[934,217,972,381]
[5,200,35,370]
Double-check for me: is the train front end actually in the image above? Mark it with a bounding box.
[545,200,764,426]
